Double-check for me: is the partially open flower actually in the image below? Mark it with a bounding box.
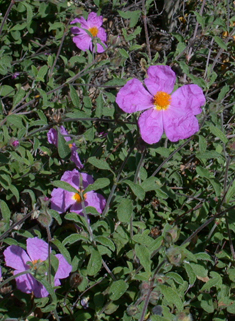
[4,237,72,298]
[51,169,106,215]
[47,126,83,169]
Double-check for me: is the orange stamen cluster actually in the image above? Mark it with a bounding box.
[32,259,42,269]
[73,190,87,203]
[153,91,171,110]
[89,27,98,37]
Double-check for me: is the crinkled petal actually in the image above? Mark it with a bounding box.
[171,84,205,115]
[47,128,58,146]
[70,202,83,215]
[85,191,106,214]
[51,187,75,214]
[14,269,35,294]
[60,169,80,189]
[33,280,49,298]
[116,79,153,113]
[80,172,94,189]
[70,26,81,35]
[163,108,199,142]
[97,27,107,42]
[70,145,84,169]
[87,12,103,28]
[144,65,176,96]
[71,17,89,29]
[72,33,92,52]
[4,245,30,271]
[95,40,107,53]
[138,109,164,144]
[27,237,49,262]
[14,270,48,298]
[54,254,72,280]
[60,126,71,142]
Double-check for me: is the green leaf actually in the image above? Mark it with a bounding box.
[184,263,196,285]
[166,272,184,285]
[69,85,80,107]
[57,130,70,158]
[159,284,183,311]
[209,125,228,143]
[196,166,211,179]
[13,87,25,107]
[226,179,235,203]
[36,65,48,82]
[94,236,115,252]
[0,200,11,221]
[84,178,110,193]
[7,115,24,128]
[109,280,129,301]
[135,244,151,274]
[62,233,89,246]
[51,180,78,194]
[141,177,161,192]
[88,156,113,172]
[213,36,227,50]
[51,238,71,264]
[201,271,222,291]
[123,180,145,200]
[104,78,127,87]
[118,48,129,59]
[87,248,102,276]
[117,198,133,223]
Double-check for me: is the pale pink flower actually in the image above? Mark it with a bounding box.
[116,65,206,144]
[70,12,107,53]
[51,169,106,215]
[4,237,72,298]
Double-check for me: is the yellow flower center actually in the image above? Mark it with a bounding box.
[72,190,87,203]
[69,143,73,148]
[153,91,171,110]
[31,259,42,269]
[89,27,99,37]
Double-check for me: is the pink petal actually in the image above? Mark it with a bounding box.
[116,79,153,113]
[60,126,71,142]
[51,187,75,214]
[87,12,103,28]
[14,269,36,294]
[61,169,80,189]
[71,17,89,29]
[163,108,199,142]
[47,128,57,146]
[4,245,30,270]
[144,65,176,96]
[80,172,94,189]
[70,202,83,215]
[27,237,49,262]
[138,108,164,144]
[70,145,84,169]
[33,281,49,298]
[97,27,107,42]
[85,191,106,214]
[54,254,72,280]
[72,33,92,52]
[171,84,205,115]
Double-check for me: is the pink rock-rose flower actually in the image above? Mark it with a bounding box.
[47,126,83,169]
[116,65,206,144]
[4,237,72,298]
[70,12,107,53]
[51,169,106,215]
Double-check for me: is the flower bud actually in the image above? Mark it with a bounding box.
[166,246,185,266]
[165,226,180,244]
[126,305,139,316]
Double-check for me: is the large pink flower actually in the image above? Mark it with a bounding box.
[51,169,106,215]
[70,12,107,53]
[116,65,206,144]
[4,237,72,298]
